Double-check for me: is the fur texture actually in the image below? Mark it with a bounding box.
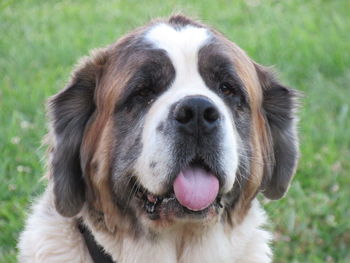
[18,15,299,263]
[19,188,271,263]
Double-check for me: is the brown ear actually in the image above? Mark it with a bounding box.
[49,51,106,217]
[255,63,300,200]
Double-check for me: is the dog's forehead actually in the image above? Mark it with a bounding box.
[144,23,211,74]
[143,22,263,110]
[145,23,210,58]
[107,20,262,111]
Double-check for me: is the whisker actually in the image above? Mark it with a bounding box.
[123,176,139,212]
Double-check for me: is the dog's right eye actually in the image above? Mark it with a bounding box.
[137,87,154,98]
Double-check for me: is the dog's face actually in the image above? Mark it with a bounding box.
[49,16,299,233]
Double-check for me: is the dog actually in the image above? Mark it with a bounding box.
[18,15,299,263]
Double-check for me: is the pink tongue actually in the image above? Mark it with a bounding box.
[173,167,219,211]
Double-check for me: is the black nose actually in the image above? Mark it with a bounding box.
[173,96,220,135]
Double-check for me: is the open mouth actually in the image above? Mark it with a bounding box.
[134,158,223,220]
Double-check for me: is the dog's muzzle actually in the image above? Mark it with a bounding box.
[169,96,221,211]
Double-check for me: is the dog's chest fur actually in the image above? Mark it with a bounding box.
[18,189,271,263]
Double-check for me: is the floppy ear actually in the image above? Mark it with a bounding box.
[49,53,105,217]
[255,63,300,200]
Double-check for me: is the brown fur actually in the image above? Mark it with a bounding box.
[48,15,289,231]
[21,15,298,263]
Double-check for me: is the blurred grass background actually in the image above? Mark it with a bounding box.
[1,0,349,262]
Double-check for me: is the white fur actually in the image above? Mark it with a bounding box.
[135,24,238,195]
[18,22,272,263]
[18,187,93,263]
[19,191,271,263]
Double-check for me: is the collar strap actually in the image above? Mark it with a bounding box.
[78,220,116,263]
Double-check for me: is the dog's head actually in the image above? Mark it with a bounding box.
[49,15,299,233]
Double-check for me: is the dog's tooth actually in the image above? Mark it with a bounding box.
[145,201,156,213]
[147,193,157,203]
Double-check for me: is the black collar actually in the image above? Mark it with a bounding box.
[78,221,116,263]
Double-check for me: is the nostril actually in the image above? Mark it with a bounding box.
[204,107,219,123]
[175,106,194,124]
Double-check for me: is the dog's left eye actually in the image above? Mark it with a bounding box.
[219,82,246,108]
[219,83,239,96]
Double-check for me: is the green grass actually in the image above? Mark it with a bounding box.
[1,0,349,262]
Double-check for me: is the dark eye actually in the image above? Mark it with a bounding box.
[137,87,154,97]
[219,83,238,96]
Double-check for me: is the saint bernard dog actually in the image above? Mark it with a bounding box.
[18,15,299,263]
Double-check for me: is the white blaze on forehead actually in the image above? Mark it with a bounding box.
[145,23,210,77]
[135,23,238,195]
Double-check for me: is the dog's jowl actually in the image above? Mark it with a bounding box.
[18,15,299,263]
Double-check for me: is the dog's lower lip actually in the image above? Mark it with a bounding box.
[134,159,221,216]
[135,182,223,218]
